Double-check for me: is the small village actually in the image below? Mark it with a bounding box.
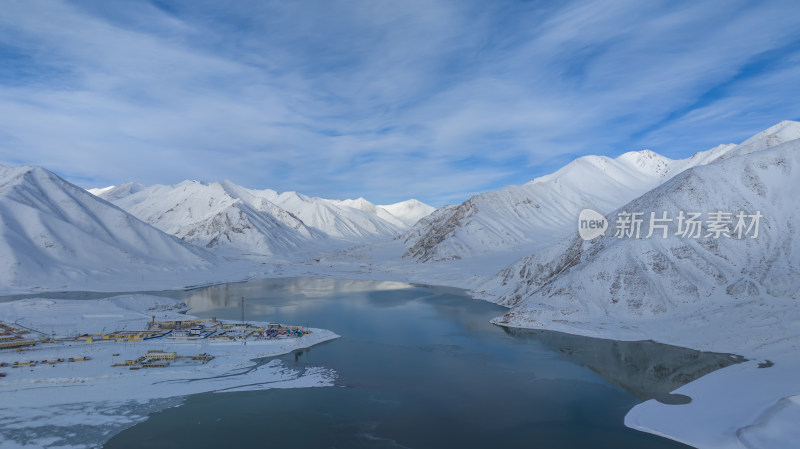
[0,317,312,378]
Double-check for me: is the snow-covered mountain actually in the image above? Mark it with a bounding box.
[326,197,406,229]
[402,144,734,262]
[97,180,434,255]
[326,197,436,228]
[261,190,415,240]
[260,193,391,240]
[478,121,800,351]
[0,165,213,290]
[109,180,325,255]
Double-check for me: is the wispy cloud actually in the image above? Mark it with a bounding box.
[0,0,798,205]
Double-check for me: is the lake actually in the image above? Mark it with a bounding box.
[12,277,740,448]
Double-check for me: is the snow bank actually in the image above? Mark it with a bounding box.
[626,359,800,449]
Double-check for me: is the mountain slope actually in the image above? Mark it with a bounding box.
[478,121,800,352]
[0,165,213,289]
[402,144,734,262]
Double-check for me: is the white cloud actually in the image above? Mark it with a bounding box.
[0,0,798,205]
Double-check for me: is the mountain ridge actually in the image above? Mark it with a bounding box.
[92,179,436,255]
[402,143,736,262]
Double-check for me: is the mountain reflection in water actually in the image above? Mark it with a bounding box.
[501,326,744,404]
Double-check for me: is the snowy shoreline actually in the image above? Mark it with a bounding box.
[479,297,800,449]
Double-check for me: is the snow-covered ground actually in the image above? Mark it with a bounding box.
[0,295,338,449]
[625,358,800,449]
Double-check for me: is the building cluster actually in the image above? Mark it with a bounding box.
[1,355,90,371]
[112,350,215,370]
[0,322,36,350]
[0,317,310,379]
[75,329,166,343]
[149,318,310,342]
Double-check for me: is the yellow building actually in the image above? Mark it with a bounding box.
[146,352,176,360]
[0,339,36,349]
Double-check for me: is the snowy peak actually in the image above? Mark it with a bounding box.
[378,199,436,227]
[325,197,435,229]
[721,120,800,160]
[525,153,667,197]
[0,164,37,192]
[530,147,710,189]
[88,182,147,202]
[328,197,379,214]
[615,149,672,175]
[263,191,405,240]
[682,143,736,166]
[216,179,261,205]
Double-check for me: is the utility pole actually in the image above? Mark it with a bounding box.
[241,296,244,324]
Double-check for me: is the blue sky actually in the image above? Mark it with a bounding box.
[1,0,799,206]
